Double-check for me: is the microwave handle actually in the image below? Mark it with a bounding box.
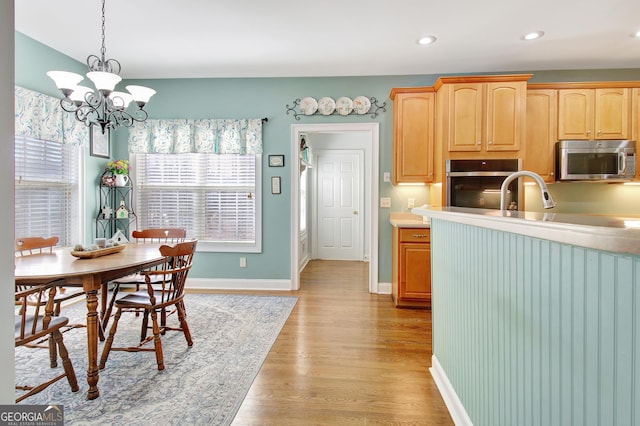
[619,152,627,175]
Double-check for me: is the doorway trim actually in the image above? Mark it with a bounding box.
[290,122,379,292]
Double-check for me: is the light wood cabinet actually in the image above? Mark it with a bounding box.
[443,79,528,153]
[633,88,640,180]
[392,227,431,308]
[558,88,631,140]
[524,89,557,182]
[390,88,435,184]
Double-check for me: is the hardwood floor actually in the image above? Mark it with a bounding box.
[230,260,454,425]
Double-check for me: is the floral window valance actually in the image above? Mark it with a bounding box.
[128,118,263,154]
[14,86,88,145]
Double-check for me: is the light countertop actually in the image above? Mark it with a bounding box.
[389,212,430,228]
[412,206,640,256]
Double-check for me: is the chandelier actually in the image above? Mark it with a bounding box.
[47,0,155,134]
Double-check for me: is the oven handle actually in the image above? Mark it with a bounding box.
[446,171,516,177]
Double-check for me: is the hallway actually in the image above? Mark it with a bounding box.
[232,260,453,425]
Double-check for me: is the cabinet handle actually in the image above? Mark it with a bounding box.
[476,141,481,145]
[597,130,602,135]
[488,140,493,145]
[412,234,428,238]
[587,130,592,135]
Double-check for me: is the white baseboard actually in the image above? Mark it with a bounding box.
[430,355,473,426]
[187,277,293,291]
[376,281,392,294]
[188,277,389,293]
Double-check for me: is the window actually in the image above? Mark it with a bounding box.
[132,153,262,252]
[14,136,81,246]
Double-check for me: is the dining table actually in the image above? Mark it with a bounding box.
[14,243,166,400]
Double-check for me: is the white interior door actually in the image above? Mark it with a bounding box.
[313,150,364,260]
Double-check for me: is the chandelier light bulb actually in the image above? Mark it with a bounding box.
[109,91,134,109]
[86,71,122,94]
[68,86,94,105]
[47,71,84,95]
[125,85,156,106]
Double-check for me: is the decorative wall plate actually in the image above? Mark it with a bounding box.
[300,97,318,115]
[336,97,354,115]
[353,96,372,114]
[318,97,336,115]
[285,96,386,120]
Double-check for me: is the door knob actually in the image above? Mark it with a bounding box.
[353,210,359,215]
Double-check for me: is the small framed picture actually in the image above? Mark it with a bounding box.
[271,176,281,194]
[90,125,110,158]
[268,155,285,167]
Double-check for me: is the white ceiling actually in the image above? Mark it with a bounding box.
[15,0,640,79]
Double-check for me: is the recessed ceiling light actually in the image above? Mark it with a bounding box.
[522,31,545,41]
[417,35,437,45]
[632,30,640,38]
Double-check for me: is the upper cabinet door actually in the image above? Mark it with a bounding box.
[558,89,593,140]
[392,91,435,184]
[447,81,525,152]
[448,83,483,152]
[485,82,525,151]
[558,88,630,140]
[525,89,557,182]
[594,88,630,139]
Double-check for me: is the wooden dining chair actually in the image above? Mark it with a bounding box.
[15,280,79,403]
[15,236,86,367]
[15,237,86,316]
[102,228,187,334]
[99,239,197,371]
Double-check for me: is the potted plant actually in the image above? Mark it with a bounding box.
[108,159,130,187]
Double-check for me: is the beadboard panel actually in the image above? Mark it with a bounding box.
[431,218,640,426]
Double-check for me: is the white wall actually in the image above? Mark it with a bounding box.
[1,1,15,403]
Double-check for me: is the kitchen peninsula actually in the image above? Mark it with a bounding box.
[413,206,640,426]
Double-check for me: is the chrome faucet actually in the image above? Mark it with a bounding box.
[500,170,556,210]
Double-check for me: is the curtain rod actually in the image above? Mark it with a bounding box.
[261,117,268,123]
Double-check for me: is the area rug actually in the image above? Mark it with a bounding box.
[15,293,298,425]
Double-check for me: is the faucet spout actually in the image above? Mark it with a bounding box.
[500,170,556,210]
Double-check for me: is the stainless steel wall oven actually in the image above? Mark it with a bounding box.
[446,159,521,210]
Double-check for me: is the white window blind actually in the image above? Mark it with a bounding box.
[132,153,262,252]
[14,136,80,246]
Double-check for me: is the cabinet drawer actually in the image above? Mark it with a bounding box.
[399,228,430,243]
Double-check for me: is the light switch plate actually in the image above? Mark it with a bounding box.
[380,197,391,208]
[383,172,391,182]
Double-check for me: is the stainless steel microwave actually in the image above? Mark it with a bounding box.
[556,140,636,181]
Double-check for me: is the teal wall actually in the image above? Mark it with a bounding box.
[14,31,640,283]
[431,218,640,425]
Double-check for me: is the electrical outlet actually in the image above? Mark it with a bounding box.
[240,257,246,268]
[408,198,415,209]
[380,197,391,208]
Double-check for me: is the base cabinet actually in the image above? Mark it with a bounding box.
[392,227,431,308]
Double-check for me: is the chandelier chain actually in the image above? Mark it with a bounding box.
[100,0,106,63]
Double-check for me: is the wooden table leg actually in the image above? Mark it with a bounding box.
[84,283,101,400]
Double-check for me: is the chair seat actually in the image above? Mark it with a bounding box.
[116,290,183,309]
[113,273,168,285]
[15,315,69,345]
